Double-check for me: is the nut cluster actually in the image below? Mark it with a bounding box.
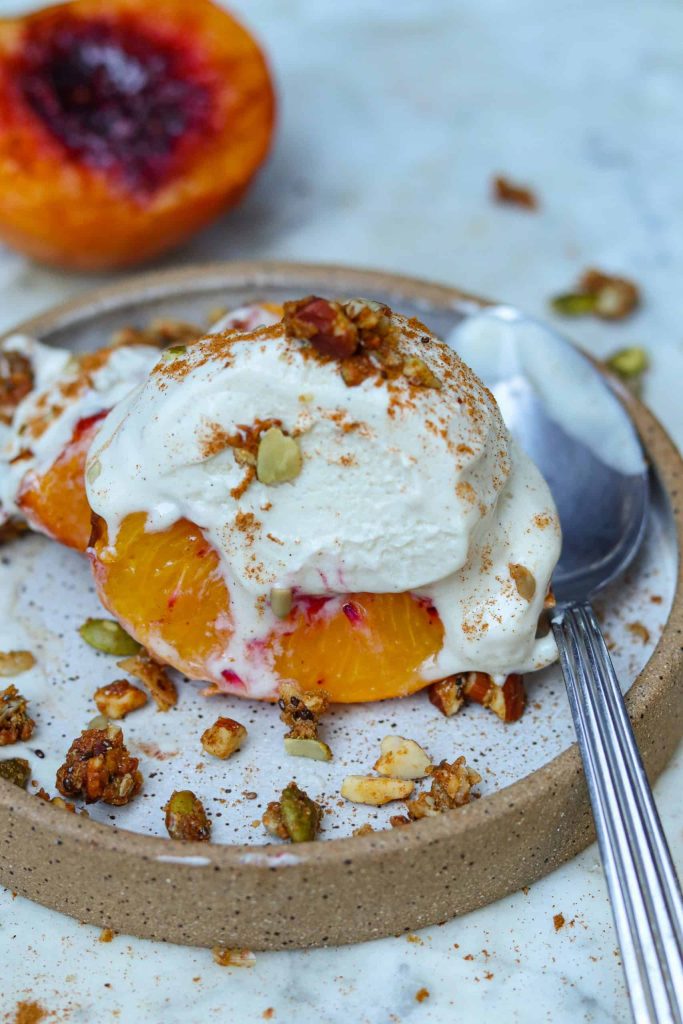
[283,296,440,390]
[263,782,322,843]
[0,349,33,425]
[279,681,332,761]
[404,757,482,820]
[56,724,142,806]
[0,684,35,746]
[429,671,526,723]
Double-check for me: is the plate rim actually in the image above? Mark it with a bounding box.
[2,260,681,949]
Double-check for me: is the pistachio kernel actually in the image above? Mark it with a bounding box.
[79,618,141,656]
[605,346,649,380]
[0,757,30,788]
[283,736,333,762]
[270,587,293,619]
[256,428,302,485]
[550,293,598,317]
[164,789,211,841]
[279,782,322,842]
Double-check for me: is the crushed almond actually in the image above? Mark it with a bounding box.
[341,775,414,806]
[118,653,177,711]
[283,736,332,761]
[94,679,148,720]
[374,736,432,780]
[201,717,247,760]
[56,724,142,806]
[36,787,84,813]
[428,676,465,717]
[212,948,256,968]
[0,650,35,676]
[0,684,35,745]
[256,427,302,485]
[405,756,481,819]
[279,681,330,743]
[462,672,526,723]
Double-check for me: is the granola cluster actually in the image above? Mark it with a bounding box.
[283,296,440,390]
[263,782,322,843]
[0,349,33,424]
[429,672,526,723]
[55,724,142,806]
[278,681,329,741]
[0,684,35,745]
[405,757,482,820]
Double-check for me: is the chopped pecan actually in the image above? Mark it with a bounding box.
[429,675,465,717]
[0,684,35,745]
[164,790,211,841]
[462,671,526,723]
[278,681,330,742]
[0,349,33,424]
[94,679,148,719]
[118,653,177,711]
[284,296,359,359]
[201,717,247,760]
[56,725,142,805]
[405,756,481,819]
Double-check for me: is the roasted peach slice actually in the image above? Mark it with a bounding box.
[89,514,445,703]
[0,0,274,269]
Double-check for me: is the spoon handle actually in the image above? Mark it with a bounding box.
[552,602,683,1024]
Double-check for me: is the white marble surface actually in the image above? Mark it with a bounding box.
[1,0,682,1021]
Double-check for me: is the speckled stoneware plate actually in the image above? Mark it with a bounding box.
[1,262,681,951]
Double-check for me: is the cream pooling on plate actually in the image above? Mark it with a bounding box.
[87,306,561,696]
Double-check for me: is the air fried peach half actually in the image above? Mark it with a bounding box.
[0,0,274,269]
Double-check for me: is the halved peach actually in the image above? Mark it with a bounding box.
[0,0,274,269]
[89,514,445,703]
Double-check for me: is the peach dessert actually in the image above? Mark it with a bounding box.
[86,297,562,704]
[0,303,281,550]
[0,0,274,269]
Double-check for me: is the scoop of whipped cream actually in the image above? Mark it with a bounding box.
[87,300,561,694]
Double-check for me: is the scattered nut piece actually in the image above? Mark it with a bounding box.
[99,928,115,943]
[278,681,330,741]
[164,790,211,841]
[111,319,200,350]
[341,775,414,806]
[118,653,177,711]
[283,736,333,761]
[263,782,322,843]
[389,814,412,828]
[627,621,650,645]
[0,757,30,788]
[212,947,256,968]
[551,269,640,321]
[492,175,538,210]
[605,346,649,394]
[201,717,247,760]
[428,676,465,717]
[405,756,481,819]
[463,672,526,723]
[0,650,35,676]
[402,356,441,389]
[270,587,293,619]
[94,679,148,720]
[256,427,302,485]
[56,725,142,806]
[509,563,537,601]
[374,736,432,780]
[353,823,376,837]
[36,787,83,813]
[0,348,34,424]
[0,684,35,745]
[79,618,141,656]
[284,296,359,359]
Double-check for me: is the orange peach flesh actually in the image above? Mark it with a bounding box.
[89,513,445,703]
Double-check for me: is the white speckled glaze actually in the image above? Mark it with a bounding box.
[1,0,682,1020]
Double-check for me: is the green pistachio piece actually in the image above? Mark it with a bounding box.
[256,428,302,485]
[0,757,30,788]
[270,587,293,619]
[605,346,649,380]
[279,782,322,843]
[78,619,141,657]
[164,789,211,841]
[550,293,598,316]
[284,737,333,762]
[162,345,187,361]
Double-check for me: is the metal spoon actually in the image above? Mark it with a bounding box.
[450,305,683,1024]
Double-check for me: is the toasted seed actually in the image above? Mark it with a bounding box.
[164,790,211,841]
[0,650,35,677]
[284,736,333,762]
[256,428,302,485]
[279,782,322,842]
[86,459,102,484]
[550,293,597,316]
[605,346,649,380]
[374,736,431,780]
[79,619,141,656]
[270,587,293,619]
[341,775,414,805]
[0,757,30,788]
[509,563,536,601]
